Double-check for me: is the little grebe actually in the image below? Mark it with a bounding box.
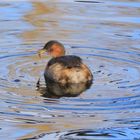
[38,40,93,96]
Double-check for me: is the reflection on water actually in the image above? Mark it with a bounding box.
[38,81,92,98]
[0,0,140,139]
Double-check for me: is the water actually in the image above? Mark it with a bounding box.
[0,0,140,139]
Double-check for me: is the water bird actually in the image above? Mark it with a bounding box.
[38,40,93,97]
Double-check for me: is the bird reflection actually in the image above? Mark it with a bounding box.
[37,79,92,98]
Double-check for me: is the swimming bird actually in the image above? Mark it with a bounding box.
[38,40,93,96]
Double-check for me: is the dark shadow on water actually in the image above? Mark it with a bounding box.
[75,1,103,4]
[59,127,140,140]
[20,126,140,140]
[37,80,92,98]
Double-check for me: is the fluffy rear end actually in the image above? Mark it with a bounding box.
[44,63,93,85]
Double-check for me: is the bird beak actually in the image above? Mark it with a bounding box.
[37,49,47,58]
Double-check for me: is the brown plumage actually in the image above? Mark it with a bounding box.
[38,40,93,96]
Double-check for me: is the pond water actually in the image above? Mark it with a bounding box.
[0,0,140,139]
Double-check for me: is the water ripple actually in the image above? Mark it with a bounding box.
[0,0,140,139]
